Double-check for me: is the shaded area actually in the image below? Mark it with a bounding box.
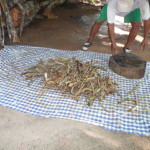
[17,6,150,61]
[0,0,103,47]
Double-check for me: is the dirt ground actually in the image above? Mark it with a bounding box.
[1,106,150,150]
[1,5,150,150]
[19,6,150,61]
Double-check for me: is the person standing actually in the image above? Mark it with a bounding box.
[82,0,150,54]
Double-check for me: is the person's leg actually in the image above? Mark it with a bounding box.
[124,8,141,51]
[87,4,107,43]
[82,4,107,50]
[87,20,106,43]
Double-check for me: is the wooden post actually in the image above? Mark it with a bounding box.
[0,0,20,43]
[0,2,5,49]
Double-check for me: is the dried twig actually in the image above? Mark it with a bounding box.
[118,98,138,112]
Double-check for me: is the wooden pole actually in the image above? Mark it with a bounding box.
[1,0,20,43]
[0,2,5,49]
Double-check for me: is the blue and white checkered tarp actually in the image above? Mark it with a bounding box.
[0,45,150,136]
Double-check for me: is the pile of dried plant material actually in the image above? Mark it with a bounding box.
[21,57,120,111]
[21,57,139,112]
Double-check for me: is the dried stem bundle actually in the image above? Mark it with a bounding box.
[21,57,120,111]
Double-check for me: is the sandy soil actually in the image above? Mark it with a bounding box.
[19,6,150,61]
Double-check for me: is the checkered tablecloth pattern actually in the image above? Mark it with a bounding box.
[0,45,150,136]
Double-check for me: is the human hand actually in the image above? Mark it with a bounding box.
[141,38,148,50]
